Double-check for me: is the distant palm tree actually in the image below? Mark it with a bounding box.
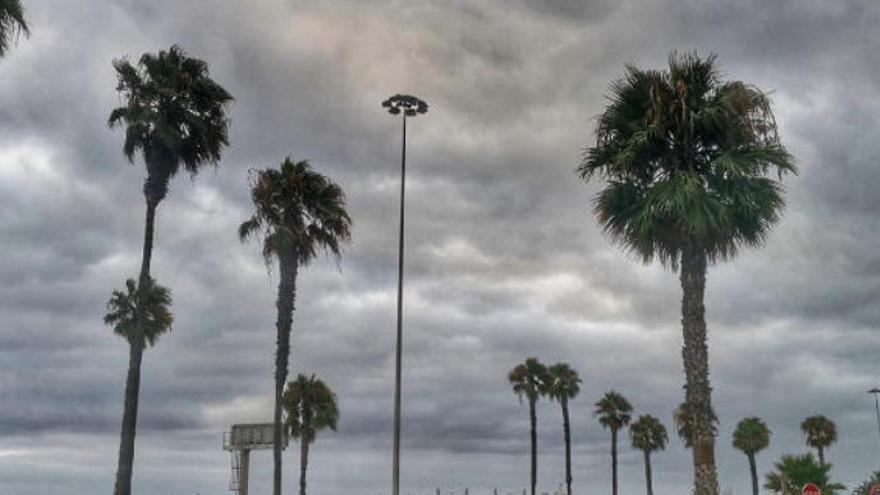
[630,415,668,495]
[282,374,339,495]
[508,358,550,495]
[0,0,28,57]
[579,52,795,495]
[801,415,837,465]
[673,401,717,448]
[763,453,844,495]
[104,277,173,347]
[240,158,351,495]
[546,363,581,495]
[108,44,232,495]
[853,471,880,495]
[595,391,633,495]
[732,417,771,495]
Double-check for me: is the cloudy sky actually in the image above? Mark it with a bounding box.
[1,1,878,494]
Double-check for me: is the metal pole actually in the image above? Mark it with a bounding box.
[240,450,250,495]
[392,113,407,495]
[874,393,880,443]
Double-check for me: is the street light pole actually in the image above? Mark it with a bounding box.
[869,388,880,451]
[382,94,428,495]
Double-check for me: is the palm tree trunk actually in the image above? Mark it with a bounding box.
[817,446,824,466]
[611,429,618,495]
[273,253,298,495]
[300,439,309,495]
[643,450,653,495]
[748,453,758,495]
[529,397,537,495]
[680,246,719,495]
[561,397,572,495]
[113,196,158,495]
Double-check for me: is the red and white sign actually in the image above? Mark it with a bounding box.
[869,483,880,495]
[802,484,820,495]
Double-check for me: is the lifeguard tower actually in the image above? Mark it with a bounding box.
[222,423,288,495]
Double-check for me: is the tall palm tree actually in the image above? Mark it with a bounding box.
[732,417,771,495]
[595,391,633,495]
[282,374,339,495]
[801,415,837,466]
[578,53,795,495]
[104,277,173,347]
[546,363,581,495]
[630,415,668,495]
[107,45,232,495]
[508,358,550,495]
[0,0,28,57]
[763,454,844,495]
[240,158,351,495]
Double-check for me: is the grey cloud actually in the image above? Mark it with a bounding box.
[0,0,878,494]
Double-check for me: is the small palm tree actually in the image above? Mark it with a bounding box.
[763,453,844,495]
[595,391,633,495]
[104,277,173,346]
[546,363,581,495]
[801,415,837,465]
[630,415,668,495]
[579,53,795,495]
[240,158,351,495]
[508,358,550,495]
[108,45,232,495]
[732,417,771,495]
[282,374,339,495]
[0,0,28,57]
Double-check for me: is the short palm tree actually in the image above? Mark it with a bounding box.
[104,277,173,347]
[579,52,795,495]
[732,417,771,495]
[0,0,28,57]
[801,415,837,466]
[546,363,581,495]
[630,415,668,495]
[508,358,550,495]
[763,453,844,495]
[240,158,351,495]
[107,44,232,495]
[595,391,633,495]
[282,374,339,495]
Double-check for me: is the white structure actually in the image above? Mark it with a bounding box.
[222,423,288,495]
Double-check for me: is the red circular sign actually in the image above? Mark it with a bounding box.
[802,484,820,495]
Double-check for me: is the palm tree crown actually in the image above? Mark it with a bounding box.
[578,52,796,267]
[733,417,771,455]
[630,415,668,453]
[108,45,233,202]
[763,454,844,495]
[595,391,633,431]
[546,363,581,402]
[508,358,550,402]
[283,374,339,443]
[0,0,28,57]
[674,401,718,448]
[239,158,352,266]
[104,277,173,347]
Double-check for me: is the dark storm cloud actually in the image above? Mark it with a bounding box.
[0,0,878,494]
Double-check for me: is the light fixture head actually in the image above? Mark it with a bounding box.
[382,94,428,117]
